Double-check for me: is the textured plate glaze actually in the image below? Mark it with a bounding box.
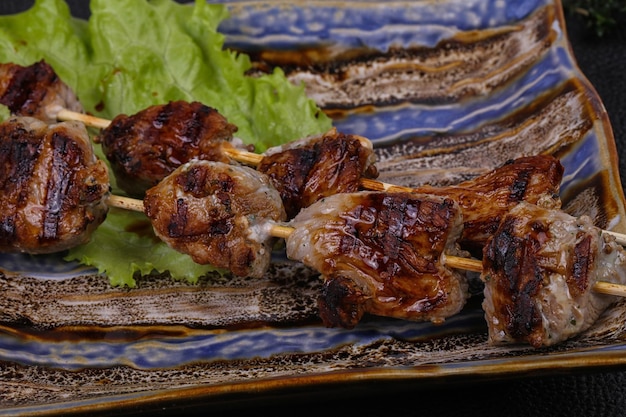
[1,0,626,415]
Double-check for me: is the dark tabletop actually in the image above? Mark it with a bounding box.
[2,2,626,416]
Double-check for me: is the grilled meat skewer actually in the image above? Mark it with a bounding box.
[481,202,626,347]
[285,191,470,328]
[0,60,84,124]
[0,117,109,254]
[256,128,378,219]
[139,169,626,336]
[97,100,243,198]
[143,161,287,278]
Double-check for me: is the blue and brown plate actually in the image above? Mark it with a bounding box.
[1,0,626,415]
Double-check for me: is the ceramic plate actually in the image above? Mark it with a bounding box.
[2,0,626,415]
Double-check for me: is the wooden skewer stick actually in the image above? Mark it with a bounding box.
[107,194,626,298]
[107,194,144,212]
[56,109,111,129]
[602,230,626,246]
[441,254,626,298]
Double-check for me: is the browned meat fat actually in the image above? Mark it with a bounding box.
[257,128,378,219]
[0,60,84,124]
[285,191,469,328]
[481,202,626,347]
[99,101,239,198]
[0,117,109,254]
[417,155,564,251]
[143,161,286,278]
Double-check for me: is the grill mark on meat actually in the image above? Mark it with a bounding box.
[144,161,285,277]
[43,133,68,241]
[570,234,593,296]
[179,105,211,149]
[177,164,210,196]
[171,168,235,237]
[482,202,626,347]
[0,126,41,200]
[207,214,233,236]
[508,169,531,203]
[483,217,544,341]
[335,195,455,280]
[0,124,42,246]
[286,192,468,327]
[0,61,84,124]
[0,117,109,254]
[258,130,378,219]
[167,199,188,238]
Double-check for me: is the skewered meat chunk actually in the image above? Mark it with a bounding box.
[143,161,286,278]
[257,128,378,219]
[0,60,84,124]
[416,155,563,251]
[98,100,240,198]
[481,202,626,347]
[286,192,469,328]
[0,117,109,254]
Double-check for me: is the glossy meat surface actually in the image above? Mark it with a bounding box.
[416,155,564,251]
[144,161,286,278]
[257,128,378,219]
[0,60,83,124]
[482,202,626,347]
[286,191,469,328]
[0,117,109,254]
[99,101,239,197]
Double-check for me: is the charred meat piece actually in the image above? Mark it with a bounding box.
[98,101,240,198]
[144,161,286,278]
[0,117,109,254]
[257,128,378,219]
[286,192,469,328]
[481,202,626,347]
[417,155,563,251]
[0,60,84,124]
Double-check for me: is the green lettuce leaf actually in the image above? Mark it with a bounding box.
[70,209,219,287]
[0,0,331,286]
